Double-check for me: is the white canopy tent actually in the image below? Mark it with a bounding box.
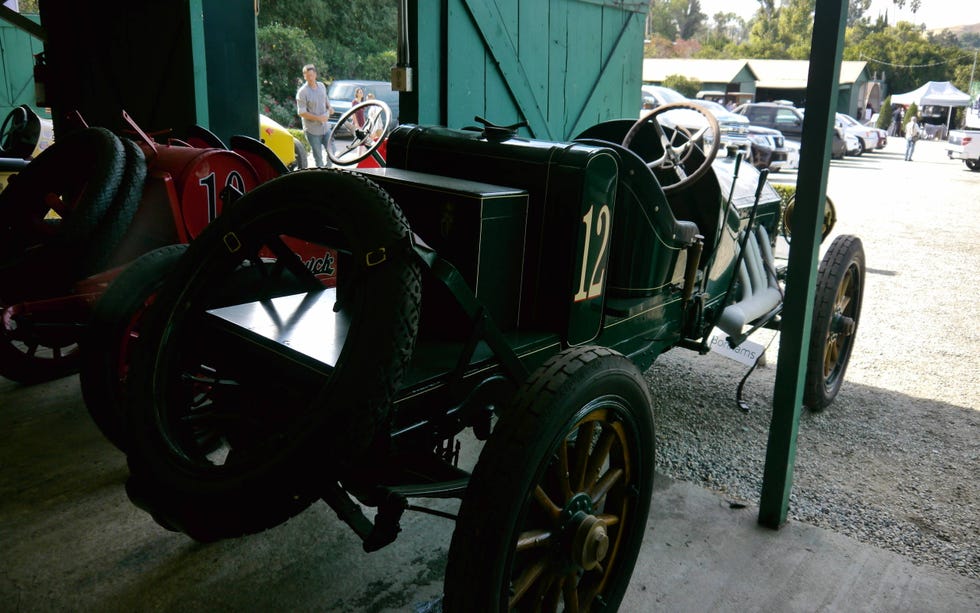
[891,81,972,137]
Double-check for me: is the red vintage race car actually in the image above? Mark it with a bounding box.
[0,109,343,381]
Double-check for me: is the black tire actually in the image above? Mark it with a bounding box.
[966,159,978,171]
[804,235,865,410]
[0,106,28,154]
[0,127,125,259]
[80,244,187,451]
[0,317,81,384]
[444,346,655,612]
[292,137,308,170]
[84,137,147,274]
[124,169,421,540]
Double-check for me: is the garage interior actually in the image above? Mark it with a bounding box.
[1,1,977,610]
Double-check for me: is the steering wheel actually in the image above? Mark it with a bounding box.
[327,100,391,166]
[621,102,720,193]
[0,106,28,154]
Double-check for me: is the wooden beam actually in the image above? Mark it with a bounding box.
[758,0,848,529]
[0,6,45,41]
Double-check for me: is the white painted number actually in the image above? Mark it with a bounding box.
[573,204,610,302]
[199,171,246,222]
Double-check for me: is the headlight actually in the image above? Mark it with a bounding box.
[748,134,772,147]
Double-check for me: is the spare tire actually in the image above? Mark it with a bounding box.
[0,127,125,261]
[84,136,147,274]
[123,169,422,540]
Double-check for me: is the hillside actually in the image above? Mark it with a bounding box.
[929,22,980,35]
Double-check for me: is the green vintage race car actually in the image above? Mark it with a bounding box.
[110,102,864,611]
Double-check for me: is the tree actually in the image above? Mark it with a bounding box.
[255,0,399,123]
[257,0,397,81]
[663,74,702,97]
[257,24,321,127]
[906,101,919,123]
[844,22,969,95]
[646,0,707,41]
[847,0,872,27]
[876,95,892,130]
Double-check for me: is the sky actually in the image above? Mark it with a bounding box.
[697,0,980,31]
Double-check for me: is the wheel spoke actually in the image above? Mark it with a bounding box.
[542,574,562,612]
[45,193,69,218]
[562,574,581,613]
[516,528,553,551]
[533,485,562,519]
[572,421,597,492]
[509,556,549,608]
[584,428,616,490]
[589,467,624,505]
[558,438,573,499]
[689,125,710,142]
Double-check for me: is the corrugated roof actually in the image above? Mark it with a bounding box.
[748,59,869,88]
[642,59,756,83]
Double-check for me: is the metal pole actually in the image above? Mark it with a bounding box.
[970,50,977,93]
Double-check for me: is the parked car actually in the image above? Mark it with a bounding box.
[783,138,801,169]
[831,127,848,159]
[643,85,750,154]
[734,102,805,142]
[328,79,400,136]
[259,114,307,170]
[746,125,790,171]
[841,129,862,156]
[835,113,880,155]
[946,129,980,171]
[690,98,752,155]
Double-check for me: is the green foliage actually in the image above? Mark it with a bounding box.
[772,183,795,208]
[739,0,814,59]
[257,0,397,81]
[255,1,398,127]
[662,74,702,98]
[260,92,300,130]
[906,102,919,122]
[876,95,892,130]
[288,128,309,152]
[359,50,397,82]
[647,0,707,41]
[843,21,972,95]
[257,23,321,118]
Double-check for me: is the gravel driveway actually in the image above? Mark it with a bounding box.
[648,137,980,579]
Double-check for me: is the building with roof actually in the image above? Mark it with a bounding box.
[642,58,880,118]
[642,59,758,102]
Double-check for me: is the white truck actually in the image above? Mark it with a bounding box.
[946,128,980,171]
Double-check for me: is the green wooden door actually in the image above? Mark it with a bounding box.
[410,0,644,141]
[0,16,45,120]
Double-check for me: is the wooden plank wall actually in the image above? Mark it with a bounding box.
[413,0,643,142]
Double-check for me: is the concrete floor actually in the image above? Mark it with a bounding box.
[1,374,977,612]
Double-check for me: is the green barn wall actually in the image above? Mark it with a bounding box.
[37,0,255,142]
[0,14,44,120]
[408,0,644,141]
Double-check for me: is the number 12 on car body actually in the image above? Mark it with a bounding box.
[574,203,611,302]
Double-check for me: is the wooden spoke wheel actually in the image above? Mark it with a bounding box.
[804,235,865,410]
[445,346,655,612]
